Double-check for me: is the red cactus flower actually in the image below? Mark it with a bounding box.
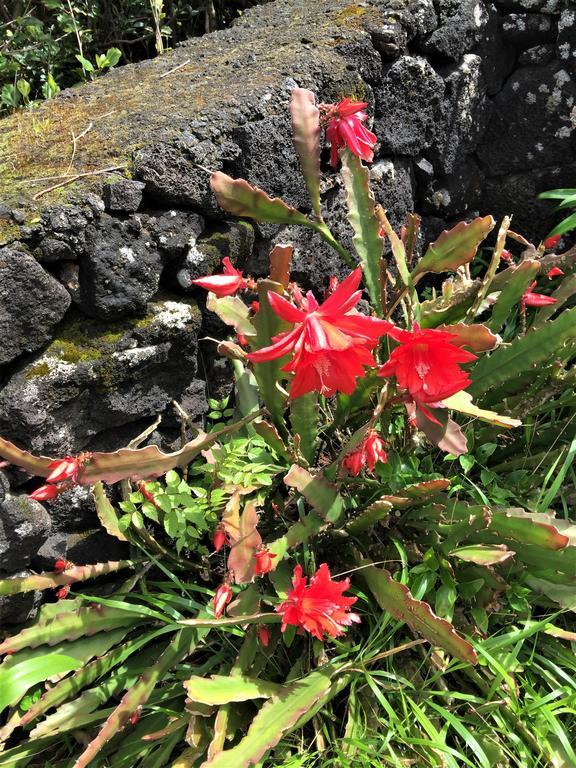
[46,456,79,484]
[192,257,246,297]
[29,484,61,502]
[546,266,564,279]
[325,98,377,167]
[276,563,360,640]
[521,281,557,308]
[247,268,392,399]
[254,546,277,576]
[257,625,271,647]
[213,581,233,618]
[343,430,387,476]
[378,324,476,406]
[543,234,561,250]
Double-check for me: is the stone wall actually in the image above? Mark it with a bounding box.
[1,0,574,624]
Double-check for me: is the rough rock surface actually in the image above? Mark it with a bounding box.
[0,245,71,365]
[0,0,574,622]
[0,297,201,454]
[0,494,51,571]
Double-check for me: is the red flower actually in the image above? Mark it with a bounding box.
[546,266,564,279]
[378,324,477,405]
[257,625,271,647]
[276,563,360,640]
[46,456,79,484]
[325,98,377,167]
[192,257,246,297]
[29,484,61,502]
[54,559,72,573]
[213,523,228,553]
[543,234,561,250]
[247,268,392,399]
[213,581,233,618]
[500,249,514,264]
[55,585,70,600]
[521,281,557,308]
[254,546,277,576]
[343,430,387,476]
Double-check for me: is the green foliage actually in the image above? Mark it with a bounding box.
[1,86,575,768]
[538,186,576,238]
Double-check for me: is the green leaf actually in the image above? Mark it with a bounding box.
[283,465,344,524]
[93,482,128,541]
[0,655,79,714]
[442,391,521,428]
[340,149,383,313]
[202,665,339,767]
[359,559,477,664]
[250,279,290,433]
[488,259,541,332]
[468,305,576,398]
[206,294,256,337]
[184,675,281,705]
[105,47,122,66]
[450,544,515,566]
[290,88,321,218]
[346,500,393,536]
[533,271,576,329]
[524,576,576,610]
[75,54,94,72]
[547,210,576,238]
[413,216,495,279]
[490,508,570,550]
[289,392,318,464]
[211,172,312,226]
[0,559,133,596]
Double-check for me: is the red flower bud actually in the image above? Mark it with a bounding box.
[29,484,61,501]
[55,585,70,600]
[54,559,71,573]
[257,625,271,647]
[250,300,260,313]
[46,456,79,484]
[213,524,227,553]
[192,257,246,297]
[500,248,513,264]
[543,234,561,250]
[546,266,564,279]
[213,581,233,618]
[254,546,277,576]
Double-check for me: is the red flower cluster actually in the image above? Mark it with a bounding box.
[248,268,392,398]
[192,257,246,297]
[379,324,476,409]
[276,563,360,640]
[29,456,80,502]
[325,98,377,167]
[343,430,387,476]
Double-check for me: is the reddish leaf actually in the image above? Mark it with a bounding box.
[227,502,262,584]
[290,88,321,218]
[436,323,500,352]
[413,216,495,278]
[269,244,293,288]
[211,172,311,226]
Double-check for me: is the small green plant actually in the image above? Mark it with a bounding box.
[539,186,576,239]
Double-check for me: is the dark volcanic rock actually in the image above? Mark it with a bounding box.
[430,54,491,175]
[519,44,556,65]
[147,210,205,261]
[375,56,445,156]
[0,571,42,626]
[477,62,576,176]
[65,529,128,564]
[103,180,146,212]
[79,213,163,319]
[479,162,576,240]
[49,485,99,532]
[0,298,202,455]
[0,245,71,366]
[0,494,51,571]
[419,0,490,61]
[557,8,576,78]
[370,158,415,228]
[491,0,562,11]
[502,13,557,47]
[475,5,517,96]
[419,157,484,217]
